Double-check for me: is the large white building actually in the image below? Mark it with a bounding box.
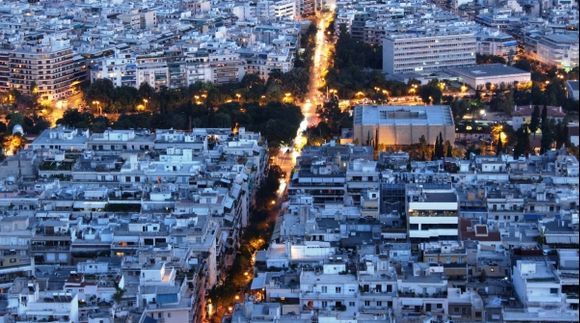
[449,63,531,89]
[406,185,459,241]
[353,105,456,147]
[383,31,477,75]
[536,34,579,70]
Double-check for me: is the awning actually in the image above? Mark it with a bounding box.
[250,274,266,290]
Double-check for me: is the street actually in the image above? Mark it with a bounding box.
[272,7,337,181]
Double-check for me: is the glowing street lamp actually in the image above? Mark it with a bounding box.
[92,100,102,115]
[283,92,293,104]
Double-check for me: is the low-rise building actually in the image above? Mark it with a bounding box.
[353,105,456,147]
[449,64,531,89]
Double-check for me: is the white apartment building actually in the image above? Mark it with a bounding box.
[536,34,579,70]
[383,31,477,75]
[8,279,79,323]
[90,55,137,87]
[119,9,157,30]
[136,57,170,89]
[300,269,359,313]
[256,0,297,21]
[512,260,565,308]
[476,30,518,58]
[406,186,459,241]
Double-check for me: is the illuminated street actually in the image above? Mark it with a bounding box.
[274,6,337,187]
[207,9,337,321]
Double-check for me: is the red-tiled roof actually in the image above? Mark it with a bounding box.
[459,218,501,242]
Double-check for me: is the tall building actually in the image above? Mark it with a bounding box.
[0,34,86,103]
[383,31,476,75]
[353,105,456,147]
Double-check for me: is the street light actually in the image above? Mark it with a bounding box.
[92,100,102,115]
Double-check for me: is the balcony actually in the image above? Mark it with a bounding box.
[398,291,448,298]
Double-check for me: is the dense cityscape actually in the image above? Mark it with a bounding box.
[0,0,578,322]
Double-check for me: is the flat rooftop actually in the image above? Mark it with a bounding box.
[450,63,530,78]
[567,80,579,91]
[353,105,454,126]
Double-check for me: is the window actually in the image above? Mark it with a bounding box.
[322,301,327,308]
[437,303,442,309]
[550,288,559,294]
[321,286,327,293]
[335,287,342,293]
[364,300,370,306]
[377,301,382,306]
[349,302,355,307]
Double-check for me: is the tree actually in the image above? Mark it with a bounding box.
[529,105,540,135]
[541,120,554,154]
[84,79,115,109]
[113,286,125,304]
[554,121,569,148]
[513,127,530,159]
[446,141,453,158]
[539,105,555,154]
[419,80,443,104]
[541,105,548,129]
[57,109,95,129]
[433,133,445,160]
[495,136,503,156]
[489,90,514,115]
[476,54,507,65]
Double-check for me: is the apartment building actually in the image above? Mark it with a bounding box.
[119,9,158,30]
[256,0,297,21]
[0,34,86,102]
[406,185,460,241]
[536,33,579,70]
[89,54,137,87]
[476,30,518,58]
[383,31,477,75]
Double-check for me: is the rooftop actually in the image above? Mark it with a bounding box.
[450,63,530,78]
[353,105,454,126]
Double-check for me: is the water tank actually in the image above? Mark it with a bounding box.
[12,124,24,135]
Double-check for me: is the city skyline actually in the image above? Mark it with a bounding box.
[0,0,578,323]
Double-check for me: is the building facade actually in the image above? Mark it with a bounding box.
[383,32,477,75]
[353,105,456,147]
